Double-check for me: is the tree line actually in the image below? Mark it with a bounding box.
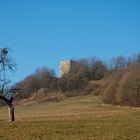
[15,53,140,107]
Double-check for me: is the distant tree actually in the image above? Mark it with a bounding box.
[0,48,18,121]
[78,59,89,68]
[109,56,127,70]
[16,66,55,99]
[88,57,107,80]
[35,67,55,90]
[136,53,140,64]
[78,57,107,80]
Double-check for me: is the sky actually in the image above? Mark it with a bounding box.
[0,0,140,83]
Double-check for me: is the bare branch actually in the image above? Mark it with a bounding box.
[0,48,16,121]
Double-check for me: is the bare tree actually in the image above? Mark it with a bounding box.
[0,48,18,121]
[109,56,127,70]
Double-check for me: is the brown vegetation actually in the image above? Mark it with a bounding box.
[15,53,140,107]
[102,54,140,107]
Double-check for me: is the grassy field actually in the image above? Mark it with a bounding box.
[0,95,140,140]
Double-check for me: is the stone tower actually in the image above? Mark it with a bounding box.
[60,60,79,77]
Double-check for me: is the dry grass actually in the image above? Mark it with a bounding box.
[0,95,140,139]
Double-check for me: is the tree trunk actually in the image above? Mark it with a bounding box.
[8,105,15,121]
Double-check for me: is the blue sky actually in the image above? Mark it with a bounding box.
[0,0,140,83]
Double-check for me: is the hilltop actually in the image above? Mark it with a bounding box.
[14,53,140,107]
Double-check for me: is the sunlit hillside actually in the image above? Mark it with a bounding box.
[0,95,140,139]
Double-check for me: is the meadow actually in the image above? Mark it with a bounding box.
[0,95,140,140]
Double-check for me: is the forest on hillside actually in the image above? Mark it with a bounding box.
[14,53,140,107]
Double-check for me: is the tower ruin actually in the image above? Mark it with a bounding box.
[60,60,80,77]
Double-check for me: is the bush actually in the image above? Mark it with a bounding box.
[102,62,140,107]
[120,66,140,106]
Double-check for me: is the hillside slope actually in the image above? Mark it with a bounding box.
[0,95,140,139]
